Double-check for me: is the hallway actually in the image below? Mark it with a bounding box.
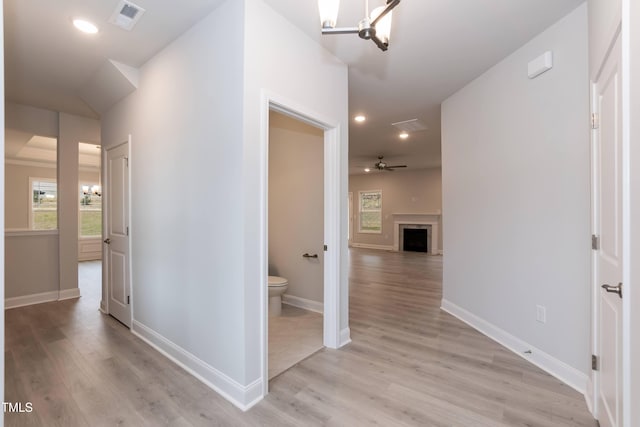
[4,252,595,426]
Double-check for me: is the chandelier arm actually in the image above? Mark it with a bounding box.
[370,0,400,27]
[321,27,360,35]
[371,34,388,51]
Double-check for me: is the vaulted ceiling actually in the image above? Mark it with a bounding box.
[4,0,585,174]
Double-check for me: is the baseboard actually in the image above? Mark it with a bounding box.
[339,327,352,347]
[441,299,589,395]
[282,294,323,314]
[584,376,595,415]
[58,288,81,301]
[5,291,59,309]
[131,320,263,411]
[350,243,395,251]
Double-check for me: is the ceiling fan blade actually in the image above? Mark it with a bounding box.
[387,165,407,169]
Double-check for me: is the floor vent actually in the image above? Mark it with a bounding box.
[109,0,146,31]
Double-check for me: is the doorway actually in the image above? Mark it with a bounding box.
[102,140,131,327]
[260,96,345,394]
[267,110,324,379]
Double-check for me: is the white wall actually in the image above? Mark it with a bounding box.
[441,3,591,389]
[101,0,349,408]
[101,0,248,403]
[349,168,442,249]
[58,113,100,293]
[269,111,324,305]
[589,0,621,75]
[5,232,59,300]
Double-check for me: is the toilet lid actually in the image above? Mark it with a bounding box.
[268,276,288,286]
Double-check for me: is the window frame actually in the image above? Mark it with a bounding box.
[29,177,58,230]
[78,181,102,238]
[358,189,383,234]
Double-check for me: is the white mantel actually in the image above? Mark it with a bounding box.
[393,212,441,254]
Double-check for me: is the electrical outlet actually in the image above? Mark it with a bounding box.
[536,305,546,323]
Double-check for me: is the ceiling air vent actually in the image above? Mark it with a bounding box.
[391,119,428,132]
[109,0,146,31]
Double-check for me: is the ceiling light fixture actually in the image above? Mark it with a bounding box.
[73,18,99,34]
[318,0,400,52]
[399,131,409,139]
[354,115,366,122]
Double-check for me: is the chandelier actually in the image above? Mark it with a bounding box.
[318,0,400,51]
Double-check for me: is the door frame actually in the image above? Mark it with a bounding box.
[101,137,133,326]
[589,14,636,424]
[348,192,354,243]
[259,91,345,395]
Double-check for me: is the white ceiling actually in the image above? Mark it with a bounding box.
[5,0,585,174]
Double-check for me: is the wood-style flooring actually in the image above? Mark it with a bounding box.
[4,251,596,426]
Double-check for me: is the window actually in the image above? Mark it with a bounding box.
[359,190,382,233]
[30,178,57,230]
[79,183,102,237]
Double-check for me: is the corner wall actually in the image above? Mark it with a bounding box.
[441,4,590,391]
[101,0,250,407]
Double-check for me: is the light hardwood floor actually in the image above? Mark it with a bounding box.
[4,251,596,426]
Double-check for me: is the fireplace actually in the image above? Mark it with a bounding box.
[392,213,440,254]
[403,228,428,252]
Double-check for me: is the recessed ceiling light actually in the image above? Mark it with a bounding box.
[399,132,409,139]
[73,19,99,34]
[354,115,366,123]
[364,168,371,172]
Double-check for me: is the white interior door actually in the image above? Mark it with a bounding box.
[593,35,623,427]
[105,142,131,327]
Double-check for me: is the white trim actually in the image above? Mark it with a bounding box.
[58,288,81,301]
[339,327,352,347]
[349,243,394,251]
[5,229,59,237]
[585,376,595,416]
[131,320,263,411]
[282,294,324,314]
[5,291,59,309]
[441,299,589,395]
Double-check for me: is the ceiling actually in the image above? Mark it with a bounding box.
[4,0,585,174]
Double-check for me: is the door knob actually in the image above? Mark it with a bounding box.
[601,282,622,298]
[302,253,318,259]
[103,238,111,244]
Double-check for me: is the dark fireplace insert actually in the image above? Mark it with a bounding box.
[403,228,428,252]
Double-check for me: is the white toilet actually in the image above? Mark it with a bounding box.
[268,276,288,316]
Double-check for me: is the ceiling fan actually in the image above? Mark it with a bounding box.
[374,155,406,171]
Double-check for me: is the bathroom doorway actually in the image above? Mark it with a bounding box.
[267,110,324,379]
